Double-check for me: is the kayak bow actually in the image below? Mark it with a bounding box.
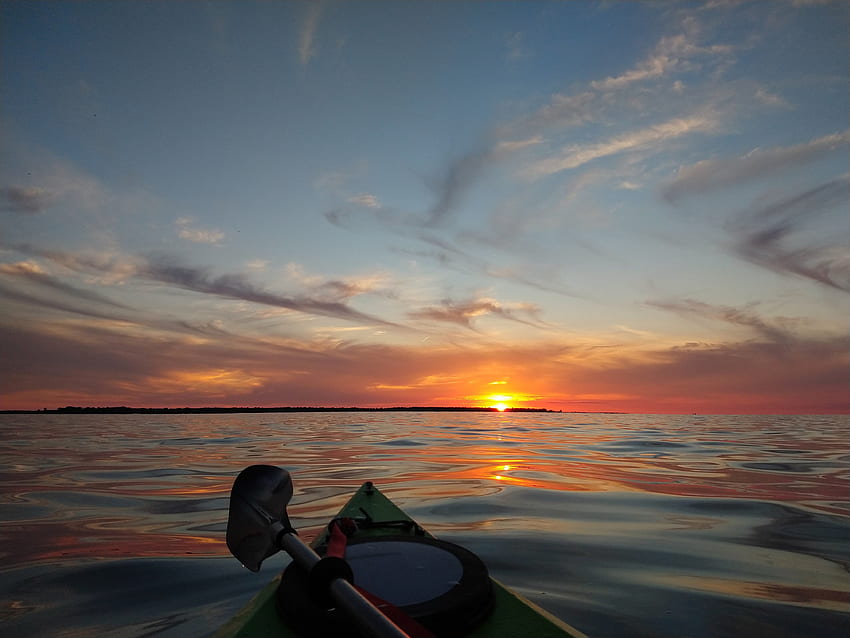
[217,472,586,638]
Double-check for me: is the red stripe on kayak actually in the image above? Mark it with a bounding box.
[355,585,435,638]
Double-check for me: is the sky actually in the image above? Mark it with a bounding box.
[1,1,848,414]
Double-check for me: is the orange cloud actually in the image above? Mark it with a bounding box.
[1,317,846,413]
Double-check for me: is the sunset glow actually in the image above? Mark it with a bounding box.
[0,2,847,413]
[486,394,513,411]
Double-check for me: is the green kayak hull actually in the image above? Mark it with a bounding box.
[215,482,586,638]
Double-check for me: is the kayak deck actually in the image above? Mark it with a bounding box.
[216,482,586,638]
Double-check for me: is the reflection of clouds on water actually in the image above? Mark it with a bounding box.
[0,412,847,637]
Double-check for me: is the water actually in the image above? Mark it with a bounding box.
[0,413,847,637]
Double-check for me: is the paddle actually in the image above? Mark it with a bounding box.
[226,464,411,638]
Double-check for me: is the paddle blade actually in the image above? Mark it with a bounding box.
[226,464,294,572]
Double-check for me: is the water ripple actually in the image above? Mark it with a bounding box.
[0,412,847,637]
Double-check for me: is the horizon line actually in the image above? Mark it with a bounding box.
[1,405,630,415]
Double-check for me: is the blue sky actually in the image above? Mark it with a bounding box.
[1,1,847,412]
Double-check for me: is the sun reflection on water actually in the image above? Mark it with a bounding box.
[0,412,847,567]
[1,412,848,638]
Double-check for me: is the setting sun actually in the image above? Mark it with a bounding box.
[487,394,513,411]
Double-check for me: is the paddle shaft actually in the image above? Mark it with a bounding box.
[274,522,411,638]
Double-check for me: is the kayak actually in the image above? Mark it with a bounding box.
[216,479,586,638]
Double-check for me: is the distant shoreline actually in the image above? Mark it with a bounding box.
[0,405,624,415]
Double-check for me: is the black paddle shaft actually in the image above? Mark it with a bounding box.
[276,526,411,638]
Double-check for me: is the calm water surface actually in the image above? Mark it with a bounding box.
[0,413,847,637]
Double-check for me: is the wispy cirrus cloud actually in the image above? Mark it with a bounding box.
[3,243,404,328]
[389,18,734,227]
[728,176,850,291]
[0,261,129,308]
[414,20,738,222]
[284,262,392,302]
[347,193,382,209]
[322,12,739,238]
[175,217,225,244]
[138,255,403,327]
[298,2,324,65]
[522,112,720,180]
[591,32,733,91]
[495,136,544,153]
[790,0,834,6]
[425,145,496,226]
[321,10,838,312]
[0,259,140,324]
[505,17,732,138]
[662,130,850,202]
[505,31,531,61]
[0,283,126,322]
[3,244,144,285]
[325,194,584,299]
[753,86,790,108]
[504,91,597,137]
[0,186,57,214]
[409,297,544,331]
[648,297,793,344]
[0,160,108,215]
[0,259,349,362]
[405,227,585,298]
